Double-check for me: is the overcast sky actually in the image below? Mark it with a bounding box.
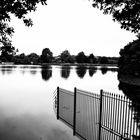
[10,0,136,57]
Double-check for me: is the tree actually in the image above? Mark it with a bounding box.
[0,0,47,48]
[91,0,140,33]
[118,39,140,76]
[99,56,109,64]
[87,53,97,63]
[12,53,30,64]
[0,45,17,62]
[60,50,71,63]
[40,48,53,63]
[27,53,39,64]
[76,52,87,63]
[60,50,76,63]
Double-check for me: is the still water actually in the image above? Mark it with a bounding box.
[0,64,120,140]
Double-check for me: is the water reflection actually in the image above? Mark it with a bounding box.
[29,66,39,75]
[0,65,16,75]
[0,64,122,140]
[30,70,37,75]
[108,67,118,72]
[118,78,140,139]
[18,65,40,75]
[76,65,87,79]
[41,65,52,81]
[100,67,108,75]
[99,66,118,75]
[61,65,71,79]
[88,66,97,77]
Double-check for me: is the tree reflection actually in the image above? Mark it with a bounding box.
[108,67,118,72]
[0,65,16,75]
[41,65,52,81]
[61,65,71,79]
[30,70,37,75]
[89,66,97,77]
[100,67,108,75]
[76,65,87,79]
[29,66,38,75]
[118,81,140,103]
[118,76,140,139]
[100,67,118,75]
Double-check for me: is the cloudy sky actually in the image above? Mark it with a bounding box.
[10,0,136,57]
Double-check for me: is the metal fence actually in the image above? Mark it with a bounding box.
[53,87,140,140]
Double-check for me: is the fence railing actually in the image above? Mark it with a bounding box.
[53,87,140,140]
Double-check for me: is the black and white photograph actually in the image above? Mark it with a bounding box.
[0,0,140,140]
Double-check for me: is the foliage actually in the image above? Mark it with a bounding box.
[0,47,119,65]
[99,56,109,64]
[91,0,140,33]
[76,52,87,63]
[107,57,119,64]
[0,0,47,48]
[40,48,53,63]
[87,53,97,63]
[60,50,76,63]
[12,53,30,64]
[118,38,140,76]
[27,53,39,64]
[0,45,17,61]
[60,50,70,63]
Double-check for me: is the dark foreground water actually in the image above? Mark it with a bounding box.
[0,64,124,140]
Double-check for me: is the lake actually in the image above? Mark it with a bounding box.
[0,64,124,140]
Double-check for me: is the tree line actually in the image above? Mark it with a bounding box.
[0,47,118,65]
[1,0,139,74]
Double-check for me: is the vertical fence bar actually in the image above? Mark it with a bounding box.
[73,87,77,136]
[99,89,103,140]
[57,87,59,120]
[124,98,128,138]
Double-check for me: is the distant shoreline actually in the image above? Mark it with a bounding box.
[0,62,118,67]
[40,63,118,67]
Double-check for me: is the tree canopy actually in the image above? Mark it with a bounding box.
[76,52,87,63]
[40,48,53,63]
[0,45,16,61]
[91,0,140,33]
[118,38,140,76]
[60,50,71,63]
[0,0,47,48]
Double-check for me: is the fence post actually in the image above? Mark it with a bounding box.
[73,87,77,136]
[99,89,103,140]
[57,87,59,120]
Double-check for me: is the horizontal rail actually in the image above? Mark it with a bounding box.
[59,88,74,96]
[101,125,129,139]
[102,94,131,104]
[77,89,100,99]
[75,132,87,140]
[59,116,73,128]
